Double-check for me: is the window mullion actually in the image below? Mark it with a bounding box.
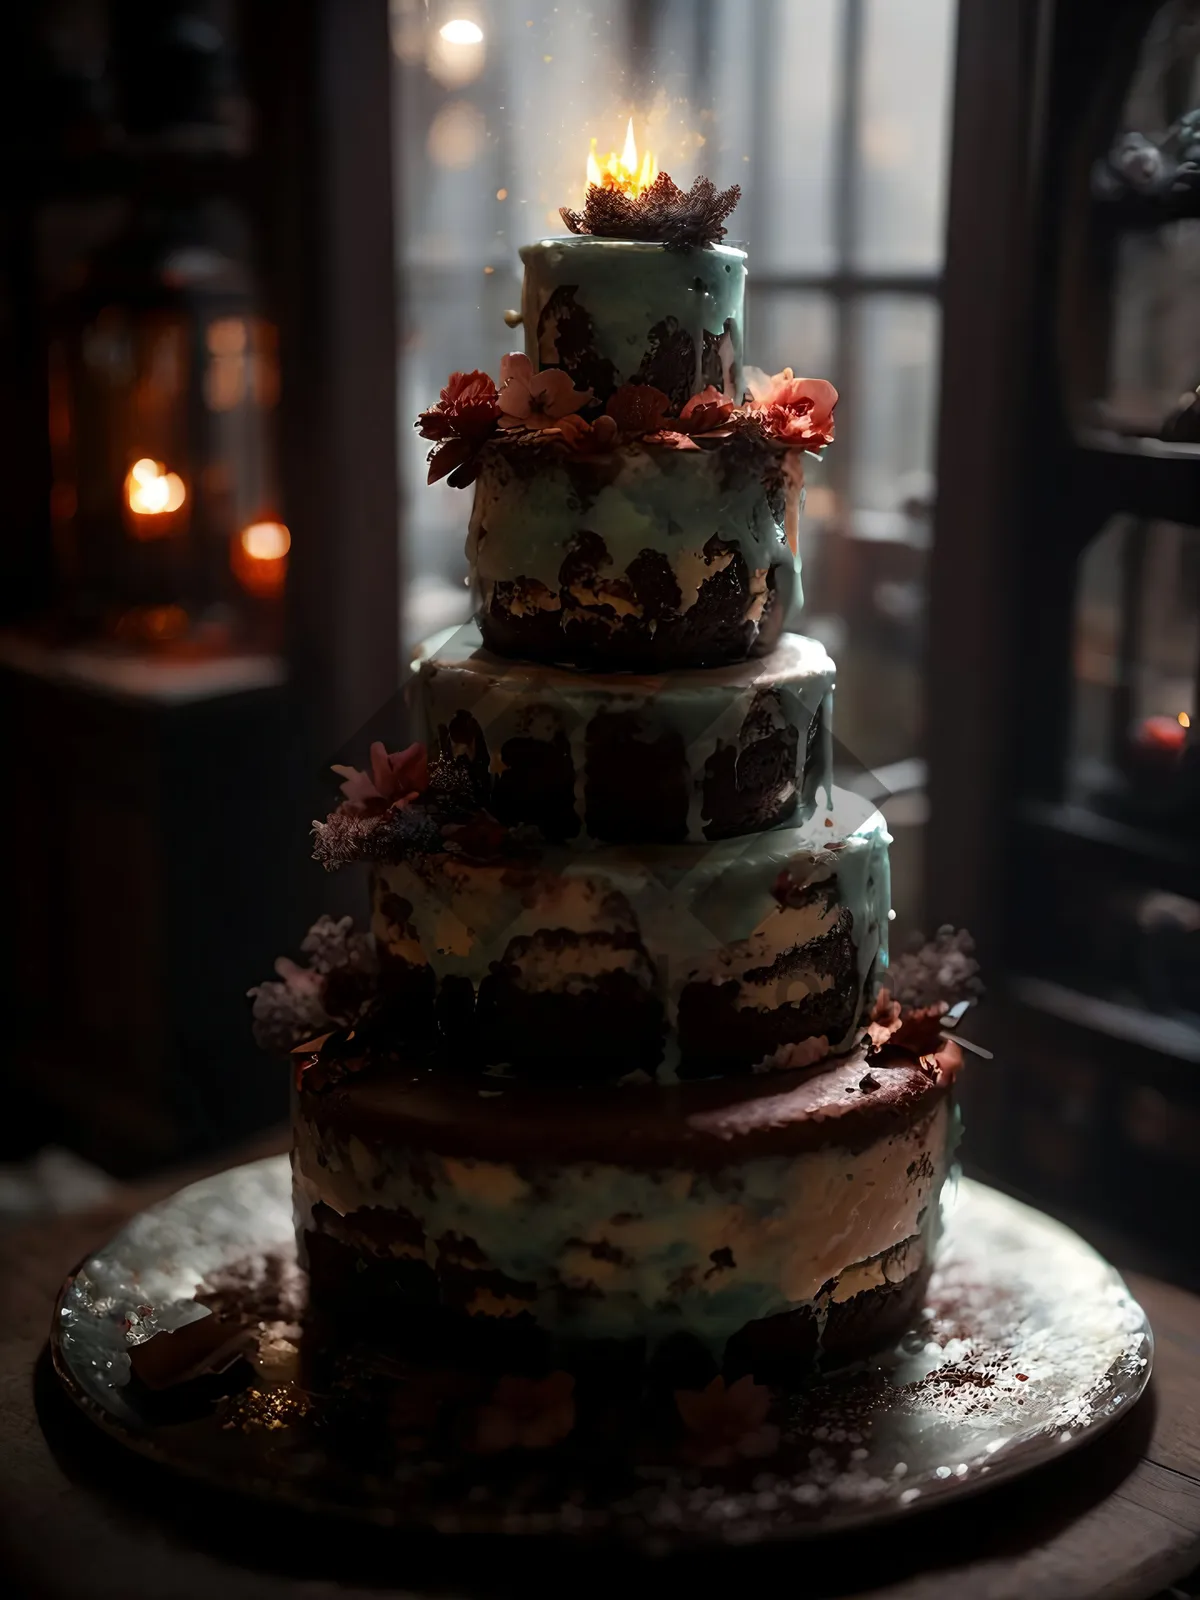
[831,0,866,512]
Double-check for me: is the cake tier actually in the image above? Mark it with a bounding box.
[519,237,746,408]
[369,789,889,1078]
[410,623,835,846]
[468,441,798,669]
[294,1042,960,1371]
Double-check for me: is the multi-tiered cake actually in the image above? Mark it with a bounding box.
[257,159,965,1385]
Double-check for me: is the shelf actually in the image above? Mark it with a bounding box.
[1010,973,1200,1064]
[1076,428,1200,464]
[1016,796,1200,895]
[0,630,285,707]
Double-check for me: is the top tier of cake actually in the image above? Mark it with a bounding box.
[520,237,746,408]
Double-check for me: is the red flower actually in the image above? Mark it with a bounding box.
[417,370,499,443]
[605,382,673,436]
[556,413,620,455]
[416,370,500,486]
[745,367,838,449]
[676,385,735,435]
[675,1376,780,1467]
[331,740,429,814]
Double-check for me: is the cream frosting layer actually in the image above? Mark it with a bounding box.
[369,787,890,1065]
[409,624,835,844]
[293,1097,951,1350]
[519,236,746,402]
[466,443,800,631]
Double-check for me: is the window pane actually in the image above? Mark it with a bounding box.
[850,294,940,524]
[747,289,836,383]
[759,0,839,272]
[854,0,956,271]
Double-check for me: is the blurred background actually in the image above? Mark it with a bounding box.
[0,0,1197,1288]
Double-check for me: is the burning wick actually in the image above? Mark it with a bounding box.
[586,118,657,199]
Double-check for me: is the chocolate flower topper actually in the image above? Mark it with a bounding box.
[561,170,742,251]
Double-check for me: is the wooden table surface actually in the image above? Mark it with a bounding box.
[2,1145,1199,1600]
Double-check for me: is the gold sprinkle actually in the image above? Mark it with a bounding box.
[496,187,508,200]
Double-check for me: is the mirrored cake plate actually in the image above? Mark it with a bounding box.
[50,1158,1152,1548]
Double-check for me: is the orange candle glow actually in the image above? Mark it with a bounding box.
[232,519,290,597]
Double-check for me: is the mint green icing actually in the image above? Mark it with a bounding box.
[520,237,746,399]
[297,1092,951,1351]
[410,623,835,843]
[371,787,890,1066]
[467,444,801,618]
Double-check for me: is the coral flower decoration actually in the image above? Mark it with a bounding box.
[497,353,593,430]
[745,366,838,448]
[331,740,429,813]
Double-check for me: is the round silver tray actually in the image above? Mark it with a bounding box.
[50,1159,1152,1547]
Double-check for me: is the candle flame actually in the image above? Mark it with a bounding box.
[233,520,290,597]
[126,457,186,516]
[586,117,657,198]
[240,520,291,562]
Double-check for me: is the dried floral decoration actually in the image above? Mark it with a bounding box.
[675,1375,780,1466]
[888,925,982,1010]
[866,927,984,1065]
[312,741,509,873]
[247,915,377,1054]
[469,1371,576,1454]
[331,740,429,813]
[745,367,838,449]
[416,369,500,487]
[561,171,742,250]
[416,360,837,482]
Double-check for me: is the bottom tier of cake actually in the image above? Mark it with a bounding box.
[293,1042,961,1379]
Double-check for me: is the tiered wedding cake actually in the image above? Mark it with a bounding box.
[256,156,965,1382]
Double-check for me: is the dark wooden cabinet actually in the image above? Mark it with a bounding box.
[931,0,1200,1280]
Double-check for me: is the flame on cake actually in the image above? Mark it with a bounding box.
[586,118,657,198]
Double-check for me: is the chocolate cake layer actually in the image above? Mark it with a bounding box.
[293,1043,960,1364]
[368,788,890,1077]
[410,624,835,845]
[519,237,746,407]
[467,443,799,669]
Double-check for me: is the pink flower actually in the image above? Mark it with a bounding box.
[675,1375,780,1467]
[331,741,429,814]
[470,1371,576,1453]
[497,353,593,430]
[745,367,838,448]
